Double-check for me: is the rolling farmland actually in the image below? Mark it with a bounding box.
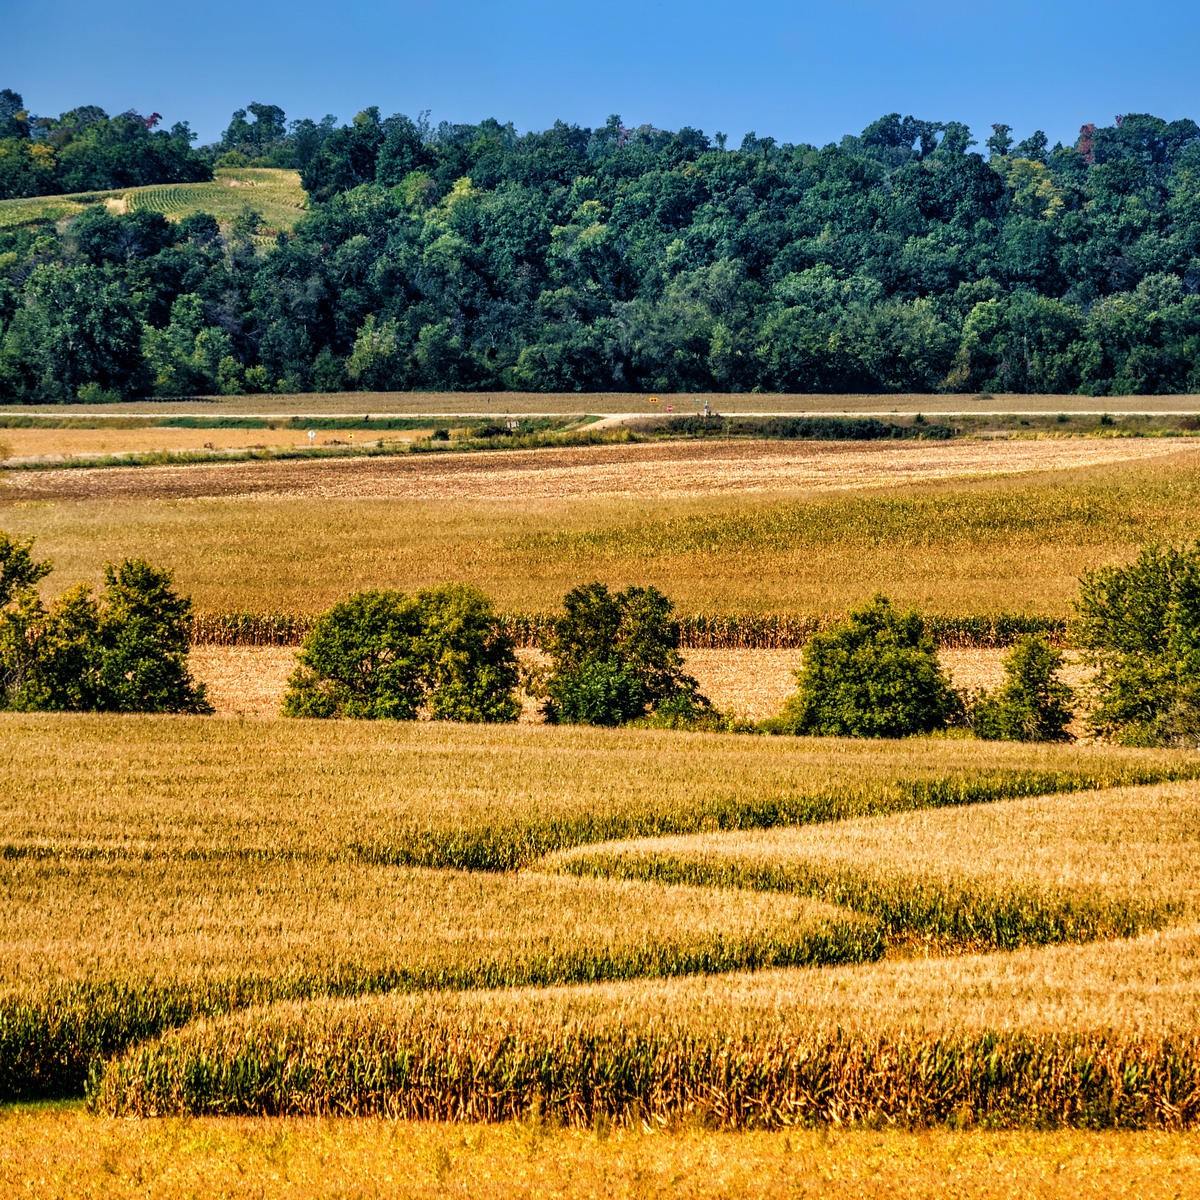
[7,411,1200,1190]
[4,437,1200,617]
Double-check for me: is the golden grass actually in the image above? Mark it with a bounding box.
[6,1109,1199,1200]
[2,714,1188,870]
[5,445,1200,616]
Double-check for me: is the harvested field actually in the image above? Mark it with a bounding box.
[187,645,1093,722]
[7,389,1200,417]
[1,436,1183,503]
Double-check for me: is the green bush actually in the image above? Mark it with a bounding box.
[636,691,751,733]
[282,584,519,722]
[972,635,1074,742]
[541,582,707,726]
[764,595,959,738]
[1075,543,1200,746]
[0,537,210,714]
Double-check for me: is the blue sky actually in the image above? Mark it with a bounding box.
[6,0,1199,149]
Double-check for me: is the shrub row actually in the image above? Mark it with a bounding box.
[93,1020,1200,1130]
[189,610,1068,650]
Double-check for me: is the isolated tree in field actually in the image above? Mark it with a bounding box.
[766,595,958,738]
[1075,543,1200,745]
[0,536,210,713]
[540,581,706,726]
[972,634,1074,742]
[282,584,519,721]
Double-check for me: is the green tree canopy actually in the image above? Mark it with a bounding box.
[541,581,704,726]
[768,595,959,738]
[282,584,519,722]
[1075,543,1200,745]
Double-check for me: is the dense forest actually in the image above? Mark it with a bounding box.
[1,91,1199,399]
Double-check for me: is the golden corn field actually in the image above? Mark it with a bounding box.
[7,415,1200,1190]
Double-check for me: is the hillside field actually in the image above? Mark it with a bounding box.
[0,168,306,237]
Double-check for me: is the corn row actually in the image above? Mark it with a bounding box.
[546,850,1172,953]
[93,1018,1200,1130]
[0,915,881,1102]
[188,611,1068,649]
[350,766,1196,872]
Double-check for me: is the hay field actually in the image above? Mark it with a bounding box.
[5,441,1200,617]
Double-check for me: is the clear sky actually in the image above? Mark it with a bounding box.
[5,0,1198,150]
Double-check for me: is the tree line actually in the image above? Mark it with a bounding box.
[2,97,1200,399]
